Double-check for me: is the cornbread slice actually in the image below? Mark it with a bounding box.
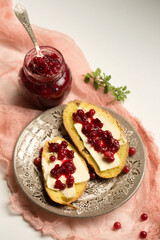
[63,100,129,178]
[41,137,89,206]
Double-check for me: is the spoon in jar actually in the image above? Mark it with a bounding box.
[14,3,43,58]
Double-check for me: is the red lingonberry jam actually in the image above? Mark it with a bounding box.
[54,179,66,190]
[61,160,76,176]
[49,142,61,152]
[50,164,62,179]
[123,165,130,173]
[58,148,68,160]
[113,221,121,230]
[18,46,72,109]
[67,150,74,159]
[48,140,76,191]
[28,53,61,77]
[129,147,136,156]
[141,213,148,221]
[140,231,147,238]
[66,175,75,188]
[73,109,120,162]
[54,179,62,189]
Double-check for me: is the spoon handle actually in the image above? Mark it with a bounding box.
[14,3,42,57]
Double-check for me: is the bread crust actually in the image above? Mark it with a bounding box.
[41,136,89,206]
[63,100,129,178]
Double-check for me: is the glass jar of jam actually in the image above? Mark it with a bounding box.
[18,46,72,109]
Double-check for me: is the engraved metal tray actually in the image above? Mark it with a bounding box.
[13,105,146,218]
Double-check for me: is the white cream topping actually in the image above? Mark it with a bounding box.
[42,141,89,199]
[74,111,123,171]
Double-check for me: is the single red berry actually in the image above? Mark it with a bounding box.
[104,151,115,162]
[140,231,147,238]
[49,155,56,162]
[129,147,136,156]
[59,183,66,190]
[61,140,68,148]
[86,109,95,118]
[77,109,85,117]
[34,156,41,168]
[141,213,148,221]
[123,165,130,173]
[90,172,96,180]
[113,222,121,230]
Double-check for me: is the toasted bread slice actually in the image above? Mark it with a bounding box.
[63,100,129,178]
[41,136,89,206]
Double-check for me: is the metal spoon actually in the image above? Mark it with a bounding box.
[14,3,43,57]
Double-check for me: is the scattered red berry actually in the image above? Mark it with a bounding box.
[113,221,121,230]
[129,147,136,156]
[90,172,96,180]
[123,165,130,173]
[140,231,147,238]
[34,156,41,168]
[141,213,148,221]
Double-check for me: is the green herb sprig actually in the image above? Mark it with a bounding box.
[84,68,130,102]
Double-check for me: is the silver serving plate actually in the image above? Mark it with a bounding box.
[13,105,146,218]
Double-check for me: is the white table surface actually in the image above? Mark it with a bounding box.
[1,0,160,239]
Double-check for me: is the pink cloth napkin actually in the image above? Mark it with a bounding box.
[0,1,160,239]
